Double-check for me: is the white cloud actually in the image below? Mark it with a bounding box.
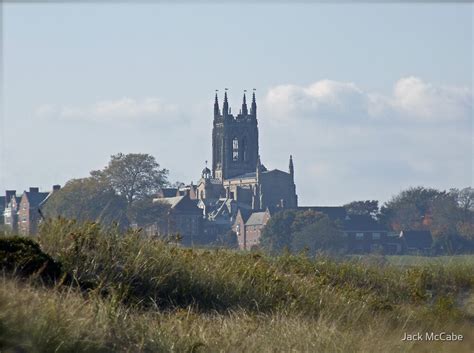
[264,77,472,123]
[35,97,179,123]
[265,80,367,121]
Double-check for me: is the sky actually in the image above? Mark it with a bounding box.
[1,2,473,206]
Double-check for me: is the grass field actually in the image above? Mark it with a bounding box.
[0,219,473,352]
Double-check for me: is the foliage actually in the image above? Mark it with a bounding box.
[260,209,342,254]
[41,177,129,228]
[91,153,169,205]
[1,220,473,352]
[344,200,379,217]
[127,197,170,226]
[380,186,474,249]
[291,213,344,255]
[0,236,62,282]
[215,230,239,249]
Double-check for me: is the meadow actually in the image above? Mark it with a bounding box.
[1,219,473,353]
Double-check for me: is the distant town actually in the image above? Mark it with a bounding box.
[1,92,472,255]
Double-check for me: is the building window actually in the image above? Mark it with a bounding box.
[372,232,381,240]
[232,137,239,161]
[356,232,364,240]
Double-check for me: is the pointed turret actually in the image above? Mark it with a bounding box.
[223,89,229,117]
[250,89,257,118]
[289,155,294,180]
[241,90,248,116]
[214,91,220,117]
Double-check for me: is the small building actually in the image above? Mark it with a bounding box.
[18,187,52,235]
[152,194,203,246]
[399,230,433,255]
[233,208,271,250]
[342,215,390,254]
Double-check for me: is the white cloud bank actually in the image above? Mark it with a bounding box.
[265,76,472,123]
[35,97,179,123]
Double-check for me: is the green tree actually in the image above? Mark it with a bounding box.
[127,198,170,227]
[292,214,343,255]
[216,230,239,249]
[91,153,169,205]
[343,200,379,217]
[42,177,129,227]
[260,209,338,254]
[379,186,446,231]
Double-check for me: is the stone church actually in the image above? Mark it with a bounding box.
[153,90,298,244]
[196,90,298,212]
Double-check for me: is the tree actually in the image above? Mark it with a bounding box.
[291,213,343,255]
[91,153,169,205]
[41,177,129,228]
[127,198,170,227]
[379,187,446,231]
[260,209,340,254]
[344,200,379,218]
[216,230,239,249]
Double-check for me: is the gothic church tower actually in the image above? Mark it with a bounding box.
[212,90,259,180]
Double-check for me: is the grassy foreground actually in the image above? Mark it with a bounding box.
[0,219,473,352]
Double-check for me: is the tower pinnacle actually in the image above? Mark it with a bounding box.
[242,90,248,116]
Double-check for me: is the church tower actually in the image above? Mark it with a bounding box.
[212,90,259,180]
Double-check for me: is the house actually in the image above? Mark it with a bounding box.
[342,214,390,254]
[399,230,433,254]
[152,194,203,245]
[18,187,55,235]
[233,208,271,250]
[3,190,21,232]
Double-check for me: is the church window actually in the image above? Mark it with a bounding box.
[241,138,247,161]
[232,137,239,161]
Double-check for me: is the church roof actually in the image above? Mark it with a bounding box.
[226,172,256,180]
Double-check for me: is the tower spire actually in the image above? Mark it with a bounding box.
[223,88,229,117]
[251,88,257,118]
[241,90,248,116]
[214,90,220,117]
[289,155,294,180]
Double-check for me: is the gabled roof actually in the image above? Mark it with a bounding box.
[400,230,433,249]
[236,208,253,223]
[24,191,50,208]
[245,211,269,226]
[343,215,387,231]
[297,206,347,221]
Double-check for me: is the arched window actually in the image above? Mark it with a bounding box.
[232,137,239,161]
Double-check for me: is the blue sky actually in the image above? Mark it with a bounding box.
[1,3,473,205]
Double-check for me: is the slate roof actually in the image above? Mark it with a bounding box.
[297,206,347,221]
[226,172,256,181]
[246,211,268,226]
[160,188,178,198]
[237,208,253,223]
[25,191,50,208]
[400,230,433,249]
[343,215,387,231]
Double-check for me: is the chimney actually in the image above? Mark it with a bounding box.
[29,187,39,193]
[52,184,61,191]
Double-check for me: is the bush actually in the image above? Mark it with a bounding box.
[0,236,62,282]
